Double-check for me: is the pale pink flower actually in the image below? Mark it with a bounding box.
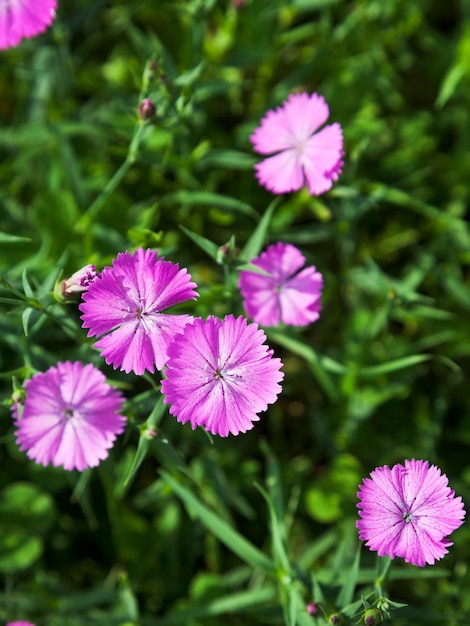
[79,248,198,375]
[357,459,466,567]
[162,315,284,437]
[61,264,98,297]
[239,242,323,327]
[13,362,126,472]
[0,0,57,50]
[250,92,343,195]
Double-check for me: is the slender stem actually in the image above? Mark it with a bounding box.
[75,122,147,237]
[74,57,157,246]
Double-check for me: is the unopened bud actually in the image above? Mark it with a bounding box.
[306,602,320,616]
[232,0,246,8]
[138,98,156,121]
[11,387,26,406]
[364,609,382,625]
[61,264,98,297]
[330,615,341,625]
[216,237,237,265]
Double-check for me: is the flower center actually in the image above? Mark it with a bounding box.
[294,139,306,155]
[402,511,414,524]
[64,408,75,419]
[213,368,225,380]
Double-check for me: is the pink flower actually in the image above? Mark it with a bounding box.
[61,264,98,297]
[7,622,36,626]
[162,315,284,437]
[239,242,323,327]
[13,362,126,472]
[0,0,57,50]
[357,459,466,567]
[79,248,198,375]
[250,92,343,195]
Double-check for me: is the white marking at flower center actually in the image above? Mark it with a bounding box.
[402,511,414,523]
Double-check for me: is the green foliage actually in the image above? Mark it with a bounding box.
[1,0,470,624]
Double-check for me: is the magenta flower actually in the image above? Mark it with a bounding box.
[79,248,198,375]
[7,622,36,626]
[239,242,323,327]
[13,361,126,472]
[0,0,57,50]
[357,459,466,567]
[250,92,343,195]
[162,315,284,437]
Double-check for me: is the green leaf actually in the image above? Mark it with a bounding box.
[358,354,431,377]
[255,483,291,573]
[160,190,259,220]
[155,586,278,625]
[21,268,34,298]
[267,330,341,401]
[123,396,166,488]
[179,225,220,261]
[162,471,275,573]
[0,232,31,243]
[240,198,280,262]
[196,149,256,171]
[21,307,34,337]
[0,534,42,572]
[336,545,360,607]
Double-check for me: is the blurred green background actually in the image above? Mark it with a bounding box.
[1,0,470,624]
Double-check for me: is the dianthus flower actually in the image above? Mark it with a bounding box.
[13,361,126,472]
[79,248,198,375]
[0,0,57,50]
[7,622,36,626]
[357,459,466,567]
[239,242,323,327]
[162,315,284,436]
[250,92,343,195]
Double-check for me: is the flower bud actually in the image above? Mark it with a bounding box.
[61,264,98,297]
[364,608,382,625]
[306,602,320,616]
[138,98,156,121]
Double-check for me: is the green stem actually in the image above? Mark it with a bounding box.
[75,122,147,239]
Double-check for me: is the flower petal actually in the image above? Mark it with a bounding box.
[250,93,329,155]
[302,123,344,195]
[254,149,304,194]
[0,0,57,49]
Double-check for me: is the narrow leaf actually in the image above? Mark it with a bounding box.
[359,354,431,377]
[240,197,280,262]
[162,471,275,573]
[179,225,219,261]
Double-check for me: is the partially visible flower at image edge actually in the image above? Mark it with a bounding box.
[13,361,126,472]
[357,459,466,567]
[250,92,343,195]
[162,314,284,437]
[7,621,36,626]
[239,242,323,327]
[79,248,198,375]
[0,0,57,50]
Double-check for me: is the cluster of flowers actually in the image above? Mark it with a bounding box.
[15,243,328,470]
[3,5,465,577]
